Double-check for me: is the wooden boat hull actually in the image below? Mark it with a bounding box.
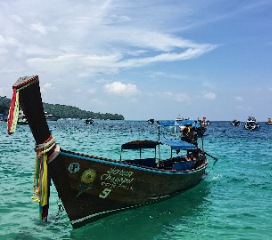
[50,149,207,228]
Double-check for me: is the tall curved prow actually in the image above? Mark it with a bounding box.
[8,75,51,143]
[7,75,59,222]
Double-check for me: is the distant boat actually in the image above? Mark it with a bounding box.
[17,118,28,125]
[266,118,272,125]
[175,115,185,121]
[147,118,155,124]
[160,118,207,138]
[17,110,28,125]
[85,118,94,124]
[244,116,259,130]
[206,120,211,125]
[231,119,241,126]
[201,116,211,126]
[7,75,214,229]
[44,112,59,121]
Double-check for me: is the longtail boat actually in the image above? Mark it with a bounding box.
[7,75,210,228]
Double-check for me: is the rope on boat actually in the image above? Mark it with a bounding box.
[32,135,60,221]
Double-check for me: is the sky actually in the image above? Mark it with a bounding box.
[0,0,272,121]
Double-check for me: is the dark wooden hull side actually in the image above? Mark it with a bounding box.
[49,150,208,228]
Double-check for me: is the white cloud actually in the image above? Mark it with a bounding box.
[162,91,190,102]
[27,53,122,76]
[0,87,6,96]
[0,35,20,47]
[24,43,215,77]
[203,92,216,100]
[30,23,49,35]
[175,93,191,102]
[202,81,215,89]
[104,82,140,96]
[88,88,96,94]
[0,0,217,78]
[74,89,82,93]
[89,98,107,107]
[41,82,54,92]
[235,96,244,101]
[8,14,23,24]
[0,48,8,55]
[162,91,173,97]
[118,44,215,68]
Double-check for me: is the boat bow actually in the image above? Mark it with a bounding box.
[7,75,60,221]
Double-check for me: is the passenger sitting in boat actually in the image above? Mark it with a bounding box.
[186,150,198,161]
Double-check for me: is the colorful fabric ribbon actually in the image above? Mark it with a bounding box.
[32,151,49,220]
[7,88,20,134]
[32,136,59,221]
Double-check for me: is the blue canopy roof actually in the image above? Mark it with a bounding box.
[159,120,201,128]
[158,120,175,126]
[160,139,197,150]
[121,140,160,150]
[121,139,197,151]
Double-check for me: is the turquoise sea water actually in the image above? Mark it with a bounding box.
[0,120,271,240]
